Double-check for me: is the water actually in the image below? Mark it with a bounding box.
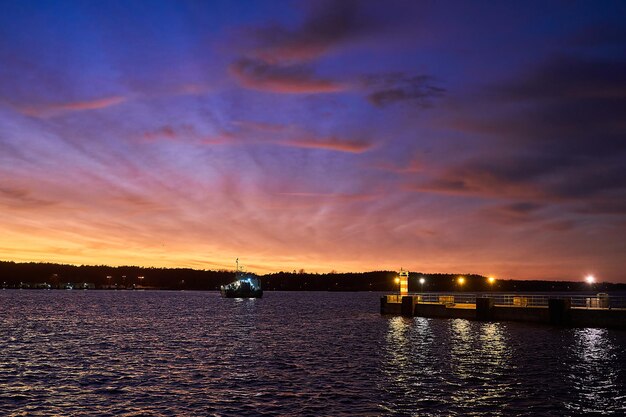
[1,291,625,416]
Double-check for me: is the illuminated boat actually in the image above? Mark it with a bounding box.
[220,259,263,298]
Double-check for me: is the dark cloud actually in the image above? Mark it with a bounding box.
[576,193,626,215]
[420,54,626,217]
[232,1,383,94]
[498,56,626,101]
[416,154,562,199]
[418,153,626,204]
[0,185,57,208]
[363,73,445,107]
[479,201,546,226]
[544,220,576,232]
[545,161,626,199]
[503,202,543,214]
[230,58,343,93]
[495,56,626,156]
[570,24,626,48]
[232,1,444,108]
[249,0,374,62]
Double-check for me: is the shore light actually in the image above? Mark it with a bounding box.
[585,275,595,284]
[457,276,465,285]
[488,276,496,284]
[419,277,426,293]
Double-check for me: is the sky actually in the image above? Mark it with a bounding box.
[1,1,625,281]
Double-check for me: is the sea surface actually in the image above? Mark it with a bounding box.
[1,290,625,416]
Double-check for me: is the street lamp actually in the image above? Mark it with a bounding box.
[488,276,496,287]
[419,277,425,293]
[457,276,465,291]
[394,277,400,300]
[586,274,595,291]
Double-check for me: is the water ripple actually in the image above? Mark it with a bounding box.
[1,291,625,415]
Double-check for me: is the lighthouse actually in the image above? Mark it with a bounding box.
[399,268,409,296]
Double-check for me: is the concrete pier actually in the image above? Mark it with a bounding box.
[381,293,626,328]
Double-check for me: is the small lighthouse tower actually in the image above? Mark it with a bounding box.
[399,268,409,296]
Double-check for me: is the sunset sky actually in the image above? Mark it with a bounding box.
[1,1,625,281]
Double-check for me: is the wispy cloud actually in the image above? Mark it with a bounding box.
[362,73,445,108]
[231,120,290,133]
[276,192,377,202]
[281,136,373,153]
[142,125,181,142]
[230,58,344,93]
[140,125,235,145]
[374,158,422,174]
[19,96,127,118]
[145,119,376,153]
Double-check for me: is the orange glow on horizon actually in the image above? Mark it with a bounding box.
[0,170,624,281]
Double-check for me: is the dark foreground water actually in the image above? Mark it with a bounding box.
[1,291,625,416]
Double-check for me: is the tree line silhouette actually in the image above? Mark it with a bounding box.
[1,261,623,292]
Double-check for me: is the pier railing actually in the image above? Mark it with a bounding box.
[385,293,626,309]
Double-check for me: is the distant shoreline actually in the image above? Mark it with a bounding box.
[2,260,625,292]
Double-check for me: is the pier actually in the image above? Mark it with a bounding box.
[381,293,626,328]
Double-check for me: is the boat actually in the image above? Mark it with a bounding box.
[220,259,263,298]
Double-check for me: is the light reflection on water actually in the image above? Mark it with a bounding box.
[0,291,625,416]
[565,328,624,414]
[445,319,515,415]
